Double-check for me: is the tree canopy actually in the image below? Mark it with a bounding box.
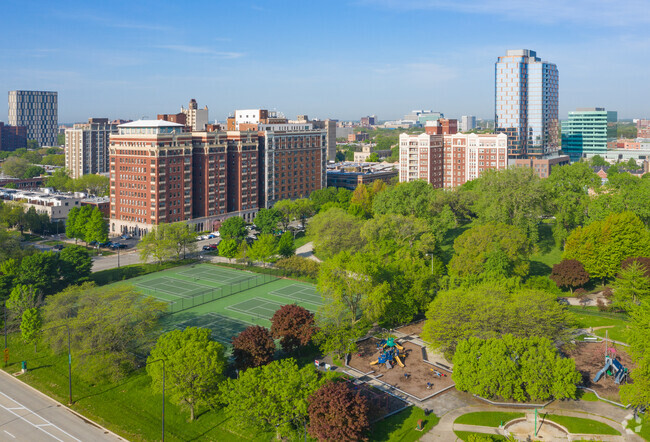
[231,325,276,370]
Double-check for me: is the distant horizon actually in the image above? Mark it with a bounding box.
[2,1,648,123]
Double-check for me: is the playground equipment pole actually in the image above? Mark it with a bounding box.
[148,358,166,442]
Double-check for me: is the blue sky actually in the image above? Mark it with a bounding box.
[1,0,648,123]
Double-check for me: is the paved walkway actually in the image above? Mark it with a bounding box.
[296,241,321,262]
[421,398,644,441]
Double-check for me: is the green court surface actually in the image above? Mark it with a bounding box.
[116,263,322,346]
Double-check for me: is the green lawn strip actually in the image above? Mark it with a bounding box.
[543,414,620,435]
[368,406,439,442]
[578,391,599,401]
[454,411,525,427]
[1,334,270,442]
[293,234,311,249]
[529,222,562,277]
[453,430,506,441]
[568,307,631,343]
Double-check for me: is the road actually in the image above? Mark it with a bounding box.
[0,370,123,441]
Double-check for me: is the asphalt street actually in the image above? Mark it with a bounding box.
[0,370,123,441]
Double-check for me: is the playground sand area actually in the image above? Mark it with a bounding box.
[348,338,454,400]
[394,321,424,336]
[568,341,635,401]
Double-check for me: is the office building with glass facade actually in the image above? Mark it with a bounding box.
[8,90,58,147]
[561,108,617,162]
[495,50,559,158]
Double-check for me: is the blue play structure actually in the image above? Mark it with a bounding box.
[593,356,628,384]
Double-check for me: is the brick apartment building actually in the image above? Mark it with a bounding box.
[425,118,458,136]
[0,122,27,151]
[398,133,444,187]
[443,133,508,187]
[109,114,326,236]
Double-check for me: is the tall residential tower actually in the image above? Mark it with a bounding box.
[561,108,617,162]
[495,50,559,158]
[8,90,58,147]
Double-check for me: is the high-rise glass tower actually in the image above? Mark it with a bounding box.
[495,50,559,158]
[8,90,58,147]
[561,108,617,162]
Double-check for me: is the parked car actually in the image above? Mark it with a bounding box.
[88,240,98,246]
[207,234,216,239]
[202,245,212,251]
[207,243,218,250]
[110,243,128,249]
[99,241,112,248]
[120,234,133,240]
[53,244,64,250]
[212,231,220,237]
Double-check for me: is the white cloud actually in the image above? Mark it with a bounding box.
[155,45,244,59]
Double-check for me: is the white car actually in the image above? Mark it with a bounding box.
[211,231,220,237]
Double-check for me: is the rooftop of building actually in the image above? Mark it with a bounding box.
[327,162,397,174]
[118,119,184,128]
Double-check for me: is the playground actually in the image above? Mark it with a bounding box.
[116,264,322,345]
[568,340,634,402]
[348,337,454,401]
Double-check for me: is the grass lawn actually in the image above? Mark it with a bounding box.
[543,414,620,435]
[368,407,438,442]
[577,391,599,401]
[22,233,43,241]
[454,412,525,427]
[454,430,506,441]
[1,334,271,442]
[529,223,562,277]
[568,306,631,343]
[628,414,650,441]
[89,259,195,285]
[293,233,311,249]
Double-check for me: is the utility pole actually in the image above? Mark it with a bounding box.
[147,359,166,441]
[42,324,73,404]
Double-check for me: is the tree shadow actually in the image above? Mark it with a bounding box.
[529,260,552,277]
[536,223,555,255]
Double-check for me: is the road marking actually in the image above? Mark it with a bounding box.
[4,430,16,438]
[0,392,81,441]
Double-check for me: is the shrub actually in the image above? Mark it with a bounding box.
[275,256,320,279]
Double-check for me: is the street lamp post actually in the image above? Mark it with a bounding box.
[117,246,120,268]
[3,301,7,367]
[42,324,73,405]
[147,358,165,442]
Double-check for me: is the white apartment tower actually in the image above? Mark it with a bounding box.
[181,99,209,131]
[8,90,58,146]
[65,118,117,179]
[398,133,444,188]
[495,49,559,158]
[460,115,476,132]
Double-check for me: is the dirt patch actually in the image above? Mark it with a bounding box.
[349,338,454,400]
[568,342,635,402]
[395,321,424,336]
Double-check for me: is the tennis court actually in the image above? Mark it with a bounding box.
[226,297,288,321]
[174,312,250,345]
[268,283,323,306]
[127,263,278,312]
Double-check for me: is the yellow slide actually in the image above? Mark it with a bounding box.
[394,343,404,351]
[370,360,379,366]
[395,355,405,368]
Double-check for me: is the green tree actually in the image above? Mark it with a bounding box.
[220,358,323,439]
[453,335,581,401]
[19,252,61,293]
[620,300,650,408]
[84,207,108,244]
[147,327,227,421]
[471,167,546,243]
[57,133,65,145]
[22,165,45,179]
[42,154,65,167]
[2,156,30,178]
[611,261,650,311]
[563,212,650,281]
[218,238,239,262]
[24,206,43,233]
[59,245,92,285]
[313,319,370,358]
[139,224,175,264]
[248,233,277,265]
[545,162,601,246]
[589,155,608,167]
[422,283,574,357]
[293,198,315,229]
[349,184,373,218]
[26,139,39,149]
[45,169,73,191]
[274,200,295,230]
[166,222,197,259]
[448,223,531,282]
[366,152,379,162]
[253,208,282,234]
[6,284,41,326]
[308,208,366,259]
[277,231,296,258]
[65,207,82,243]
[372,180,438,220]
[73,174,110,196]
[220,216,248,242]
[21,308,42,351]
[44,283,167,382]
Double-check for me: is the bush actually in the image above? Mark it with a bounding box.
[275,256,320,279]
[620,256,650,277]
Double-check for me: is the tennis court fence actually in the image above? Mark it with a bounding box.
[149,268,281,315]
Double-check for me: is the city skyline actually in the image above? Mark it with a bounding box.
[1,0,648,123]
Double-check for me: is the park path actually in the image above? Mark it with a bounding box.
[296,241,321,262]
[421,398,643,441]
